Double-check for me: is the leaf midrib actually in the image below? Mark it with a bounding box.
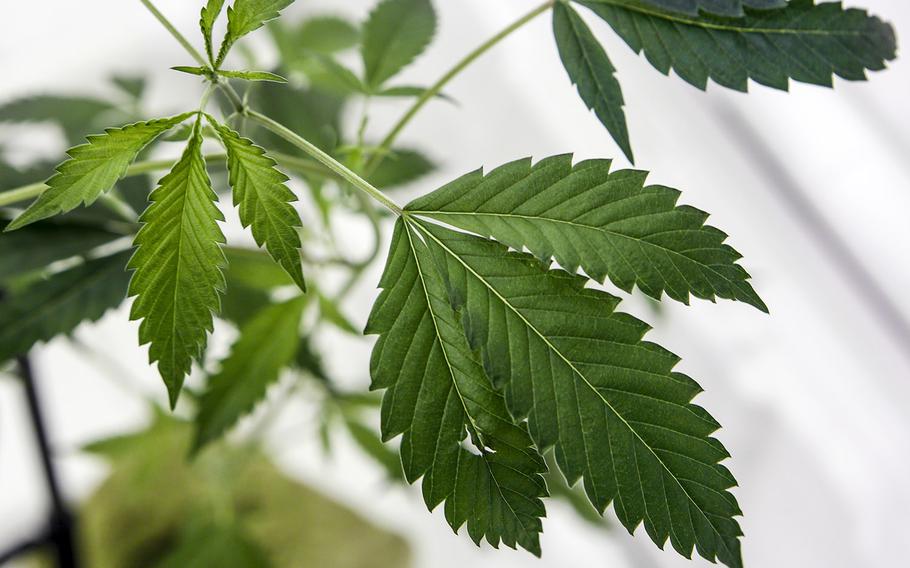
[588,0,871,36]
[415,220,735,558]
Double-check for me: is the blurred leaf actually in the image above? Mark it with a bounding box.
[0,95,123,144]
[367,148,434,189]
[155,522,271,568]
[373,85,455,103]
[224,247,296,290]
[317,292,359,335]
[293,336,328,382]
[361,0,437,89]
[249,82,344,153]
[291,16,360,54]
[0,217,122,285]
[342,417,404,481]
[111,75,147,100]
[193,296,305,453]
[0,250,131,362]
[301,55,366,94]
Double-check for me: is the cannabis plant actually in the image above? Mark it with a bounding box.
[0,0,897,566]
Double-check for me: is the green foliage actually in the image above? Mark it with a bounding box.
[412,220,743,567]
[194,296,305,452]
[553,1,632,162]
[368,148,435,189]
[367,221,547,555]
[0,95,122,144]
[128,119,226,408]
[210,119,305,290]
[579,0,897,91]
[589,0,786,17]
[407,155,765,311]
[200,0,227,65]
[219,0,296,67]
[294,16,360,53]
[361,0,437,90]
[218,69,288,82]
[5,113,192,230]
[219,247,294,327]
[0,250,131,362]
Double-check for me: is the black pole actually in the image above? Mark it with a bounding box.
[11,355,78,568]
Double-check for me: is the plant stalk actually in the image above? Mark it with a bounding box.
[364,0,555,174]
[139,0,208,67]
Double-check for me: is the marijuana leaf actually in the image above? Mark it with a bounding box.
[361,0,437,90]
[589,0,786,17]
[579,0,896,91]
[193,295,305,453]
[218,69,288,83]
[5,113,192,230]
[0,94,123,144]
[366,220,547,554]
[0,250,131,362]
[128,119,226,408]
[210,119,305,290]
[406,155,765,311]
[367,148,435,189]
[553,1,633,162]
[200,0,227,65]
[218,0,296,67]
[413,220,743,567]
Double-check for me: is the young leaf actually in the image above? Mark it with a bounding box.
[553,1,633,162]
[128,119,226,408]
[585,0,786,17]
[361,0,436,90]
[579,0,897,91]
[414,220,743,568]
[367,148,435,189]
[406,155,766,311]
[172,66,211,77]
[5,113,193,230]
[200,0,227,65]
[0,250,131,362]
[0,95,121,144]
[193,295,305,453]
[210,119,306,291]
[218,0,296,67]
[366,220,547,555]
[218,69,288,83]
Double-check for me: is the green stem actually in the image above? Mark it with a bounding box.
[139,0,207,67]
[364,0,555,175]
[245,110,403,215]
[0,152,334,208]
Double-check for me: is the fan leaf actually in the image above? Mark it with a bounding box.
[366,220,548,555]
[584,0,786,17]
[210,118,305,291]
[413,219,743,567]
[5,113,193,230]
[218,0,295,67]
[579,0,897,91]
[553,2,633,162]
[406,155,765,311]
[128,119,226,408]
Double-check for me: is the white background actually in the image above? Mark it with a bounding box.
[1,1,909,567]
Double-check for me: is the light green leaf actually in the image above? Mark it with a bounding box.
[156,522,272,568]
[553,2,632,162]
[5,113,193,230]
[128,119,226,408]
[171,65,210,77]
[210,119,306,291]
[406,155,765,311]
[414,220,743,568]
[366,220,547,555]
[219,0,295,67]
[361,0,436,89]
[218,69,288,82]
[579,0,897,91]
[584,0,786,17]
[367,148,435,189]
[302,55,367,93]
[193,295,305,453]
[295,16,360,53]
[200,0,227,65]
[0,250,131,362]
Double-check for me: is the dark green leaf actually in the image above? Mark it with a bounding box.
[193,295,305,453]
[553,2,633,162]
[415,220,743,567]
[407,155,765,310]
[580,0,897,91]
[249,83,344,153]
[582,0,786,17]
[366,220,547,555]
[111,75,147,100]
[0,95,122,144]
[0,250,131,362]
[128,119,226,408]
[5,113,193,230]
[361,0,437,89]
[368,148,435,189]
